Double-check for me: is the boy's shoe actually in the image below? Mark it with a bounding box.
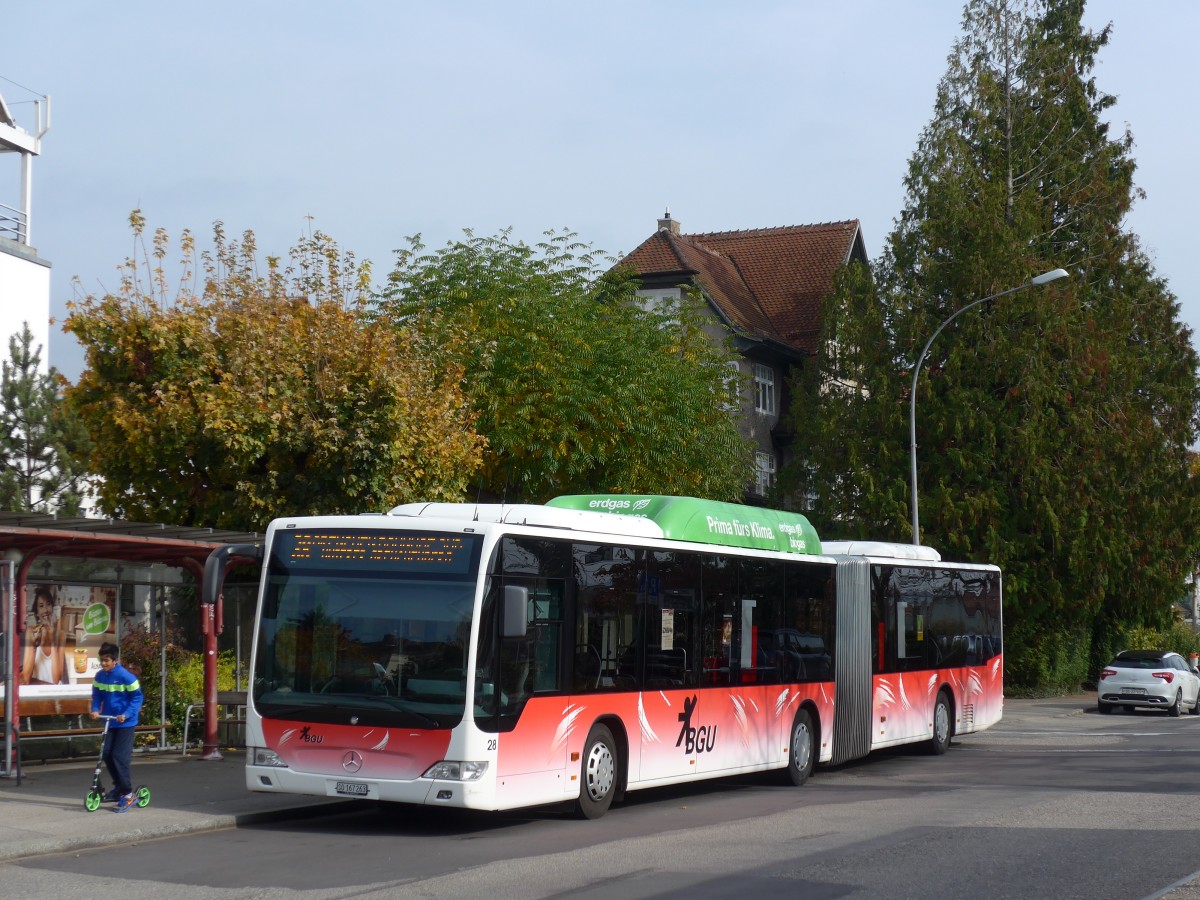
[103,788,123,802]
[113,794,136,812]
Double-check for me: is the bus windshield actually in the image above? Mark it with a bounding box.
[252,528,483,729]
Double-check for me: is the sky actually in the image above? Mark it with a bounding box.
[3,1,1196,382]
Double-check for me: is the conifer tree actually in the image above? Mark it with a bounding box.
[0,323,91,514]
[787,0,1200,690]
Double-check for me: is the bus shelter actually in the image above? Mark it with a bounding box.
[0,511,260,778]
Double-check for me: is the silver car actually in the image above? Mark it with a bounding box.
[1097,650,1200,716]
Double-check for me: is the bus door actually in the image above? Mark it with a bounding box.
[637,550,702,782]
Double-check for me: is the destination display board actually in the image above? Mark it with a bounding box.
[272,529,481,575]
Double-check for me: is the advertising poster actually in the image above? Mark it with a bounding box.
[18,584,117,703]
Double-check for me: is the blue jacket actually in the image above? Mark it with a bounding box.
[91,663,144,727]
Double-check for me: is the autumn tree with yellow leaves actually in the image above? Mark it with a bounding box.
[64,214,484,531]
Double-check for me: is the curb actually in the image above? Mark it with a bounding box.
[0,800,357,863]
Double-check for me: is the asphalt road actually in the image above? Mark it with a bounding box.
[6,697,1200,900]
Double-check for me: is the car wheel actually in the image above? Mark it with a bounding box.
[928,691,952,755]
[1097,701,1113,715]
[1169,690,1183,717]
[575,724,618,819]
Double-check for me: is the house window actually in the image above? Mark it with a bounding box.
[755,451,776,496]
[754,364,775,415]
[638,288,678,317]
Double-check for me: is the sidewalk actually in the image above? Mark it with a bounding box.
[0,695,1100,864]
[0,747,353,863]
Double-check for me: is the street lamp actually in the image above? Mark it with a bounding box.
[908,267,1069,545]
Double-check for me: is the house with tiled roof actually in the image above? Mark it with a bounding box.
[618,212,868,502]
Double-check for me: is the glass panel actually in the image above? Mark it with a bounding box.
[700,555,738,686]
[644,551,701,689]
[739,557,784,684]
[780,563,835,682]
[872,565,1002,673]
[575,544,643,692]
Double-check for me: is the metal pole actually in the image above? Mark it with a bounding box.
[909,270,1069,545]
[235,589,242,693]
[158,584,167,749]
[2,561,13,778]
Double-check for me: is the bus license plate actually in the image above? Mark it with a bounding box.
[335,781,369,796]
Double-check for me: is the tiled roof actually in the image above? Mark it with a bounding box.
[618,220,864,355]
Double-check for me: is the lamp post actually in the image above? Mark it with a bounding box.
[909,268,1069,545]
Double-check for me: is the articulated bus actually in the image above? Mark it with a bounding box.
[211,495,1002,818]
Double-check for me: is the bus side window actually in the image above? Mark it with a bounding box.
[645,551,701,690]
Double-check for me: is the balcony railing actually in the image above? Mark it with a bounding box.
[0,201,27,243]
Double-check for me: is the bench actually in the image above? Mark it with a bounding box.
[12,700,164,748]
[19,723,163,742]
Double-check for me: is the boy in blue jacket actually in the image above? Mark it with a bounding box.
[90,641,144,812]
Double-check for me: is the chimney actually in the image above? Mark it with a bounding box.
[657,208,680,235]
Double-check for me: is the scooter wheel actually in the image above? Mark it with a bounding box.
[136,785,151,808]
[85,791,103,812]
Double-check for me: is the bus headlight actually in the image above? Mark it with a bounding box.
[422,760,489,781]
[251,747,288,768]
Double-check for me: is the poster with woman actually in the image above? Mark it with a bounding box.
[19,584,117,700]
[21,585,65,686]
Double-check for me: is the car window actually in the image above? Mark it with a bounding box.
[1112,657,1164,669]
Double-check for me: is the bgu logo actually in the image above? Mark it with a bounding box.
[299,726,323,744]
[675,695,717,754]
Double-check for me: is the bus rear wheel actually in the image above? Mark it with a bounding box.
[575,724,618,819]
[929,691,952,755]
[784,709,815,786]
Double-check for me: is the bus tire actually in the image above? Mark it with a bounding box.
[575,724,618,819]
[784,708,815,786]
[929,691,952,755]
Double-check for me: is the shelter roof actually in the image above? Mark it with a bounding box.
[0,511,260,567]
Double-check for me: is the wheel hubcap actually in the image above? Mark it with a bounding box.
[935,703,949,743]
[792,722,811,771]
[585,741,614,801]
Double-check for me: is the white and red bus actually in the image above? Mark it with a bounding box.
[215,495,1001,818]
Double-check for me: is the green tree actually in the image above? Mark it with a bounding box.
[374,229,752,503]
[0,323,91,514]
[63,214,484,531]
[786,0,1200,692]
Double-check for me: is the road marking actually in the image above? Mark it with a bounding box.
[996,730,1196,737]
[1142,865,1200,900]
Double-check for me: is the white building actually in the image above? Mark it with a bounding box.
[0,89,50,371]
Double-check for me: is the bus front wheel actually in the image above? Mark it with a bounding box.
[575,724,618,819]
[784,709,815,786]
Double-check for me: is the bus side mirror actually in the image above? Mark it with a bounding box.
[201,543,263,605]
[502,586,529,639]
